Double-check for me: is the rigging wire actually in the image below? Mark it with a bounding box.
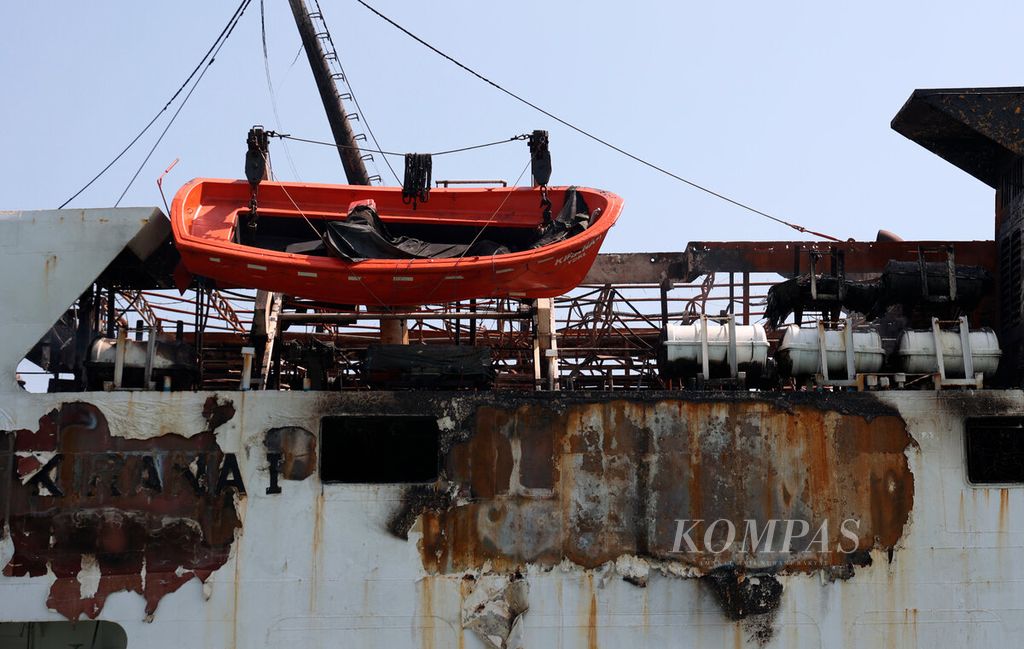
[261,0,302,180]
[277,133,404,156]
[354,0,843,242]
[311,0,400,184]
[415,160,531,305]
[456,161,531,260]
[268,164,391,309]
[434,135,530,156]
[115,0,253,207]
[58,0,252,209]
[260,152,330,243]
[278,44,305,87]
[273,132,527,158]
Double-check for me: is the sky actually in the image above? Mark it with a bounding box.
[1,1,1022,251]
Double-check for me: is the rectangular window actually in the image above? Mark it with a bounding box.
[320,416,440,483]
[965,417,1024,484]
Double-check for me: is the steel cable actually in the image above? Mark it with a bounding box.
[355,0,843,242]
[58,0,253,208]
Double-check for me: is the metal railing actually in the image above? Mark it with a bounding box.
[91,271,775,391]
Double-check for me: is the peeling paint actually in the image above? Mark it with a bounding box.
[263,426,316,481]
[1,402,243,620]
[390,484,455,540]
[614,554,650,587]
[702,565,782,641]
[0,430,11,542]
[78,554,101,600]
[461,573,529,649]
[202,396,236,432]
[398,394,914,627]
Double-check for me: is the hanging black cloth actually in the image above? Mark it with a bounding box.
[529,187,593,249]
[284,189,594,261]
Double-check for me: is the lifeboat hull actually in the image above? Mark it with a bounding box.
[170,179,623,305]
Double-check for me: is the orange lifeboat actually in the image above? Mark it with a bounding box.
[170,178,623,306]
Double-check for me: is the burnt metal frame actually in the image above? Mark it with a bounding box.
[57,239,995,392]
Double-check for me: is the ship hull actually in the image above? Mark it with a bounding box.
[1,388,1018,648]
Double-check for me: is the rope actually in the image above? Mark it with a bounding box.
[402,153,432,206]
[355,0,844,243]
[58,0,252,209]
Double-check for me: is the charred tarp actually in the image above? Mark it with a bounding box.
[1,401,244,620]
[390,392,915,628]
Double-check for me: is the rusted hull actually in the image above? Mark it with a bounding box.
[423,398,911,576]
[1,389,1021,648]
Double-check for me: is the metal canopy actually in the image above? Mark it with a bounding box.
[891,87,1024,187]
[0,207,169,392]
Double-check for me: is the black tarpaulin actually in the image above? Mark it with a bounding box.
[324,205,510,262]
[364,344,494,389]
[291,187,595,262]
[877,261,992,311]
[764,262,993,326]
[530,187,592,249]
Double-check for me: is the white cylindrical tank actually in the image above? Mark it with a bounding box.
[664,320,769,368]
[895,328,1001,377]
[776,324,885,377]
[88,337,194,369]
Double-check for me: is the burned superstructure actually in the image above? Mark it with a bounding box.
[3,88,1024,649]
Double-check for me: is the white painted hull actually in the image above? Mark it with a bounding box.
[1,388,1018,648]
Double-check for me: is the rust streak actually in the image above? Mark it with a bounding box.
[999,488,1009,533]
[587,587,599,649]
[309,490,324,613]
[414,396,914,576]
[421,576,435,649]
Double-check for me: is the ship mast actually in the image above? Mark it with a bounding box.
[281,1,408,346]
[287,0,371,185]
